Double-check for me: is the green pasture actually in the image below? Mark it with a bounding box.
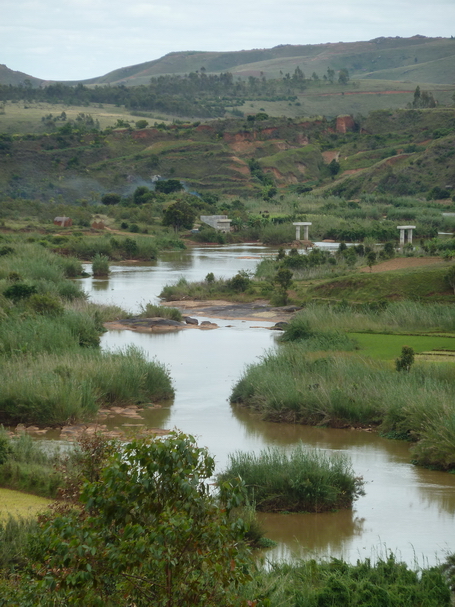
[349,332,455,360]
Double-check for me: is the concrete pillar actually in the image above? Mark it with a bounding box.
[397,225,416,247]
[293,222,312,241]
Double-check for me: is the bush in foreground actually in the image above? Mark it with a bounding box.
[9,433,252,607]
[219,445,364,512]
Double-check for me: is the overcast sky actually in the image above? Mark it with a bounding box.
[2,0,455,81]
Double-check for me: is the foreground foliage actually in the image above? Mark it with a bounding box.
[0,433,252,607]
[219,445,364,512]
[239,555,451,607]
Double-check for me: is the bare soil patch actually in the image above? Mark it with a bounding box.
[360,257,443,273]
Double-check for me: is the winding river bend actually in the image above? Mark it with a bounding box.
[81,244,455,566]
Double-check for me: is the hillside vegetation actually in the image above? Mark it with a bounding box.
[0,107,454,201]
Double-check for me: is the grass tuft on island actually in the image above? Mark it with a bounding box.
[218,445,364,513]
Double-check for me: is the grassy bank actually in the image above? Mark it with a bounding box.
[0,432,63,498]
[1,346,173,426]
[301,264,455,304]
[239,555,451,606]
[0,238,174,427]
[219,446,364,513]
[231,347,455,470]
[284,301,455,334]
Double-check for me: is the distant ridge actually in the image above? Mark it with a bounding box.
[1,36,454,87]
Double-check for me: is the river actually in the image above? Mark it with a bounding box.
[81,244,455,566]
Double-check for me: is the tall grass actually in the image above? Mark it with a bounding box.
[138,302,182,321]
[0,347,174,426]
[0,516,40,571]
[0,309,101,356]
[231,346,455,469]
[0,431,64,497]
[219,445,364,512]
[289,301,455,334]
[238,555,451,606]
[279,317,359,352]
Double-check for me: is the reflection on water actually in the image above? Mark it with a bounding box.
[258,510,365,562]
[81,245,455,566]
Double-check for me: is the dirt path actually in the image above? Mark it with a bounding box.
[359,257,444,273]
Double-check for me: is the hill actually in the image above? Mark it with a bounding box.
[0,108,454,202]
[1,36,455,90]
[76,36,455,87]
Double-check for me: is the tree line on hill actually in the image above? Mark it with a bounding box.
[0,67,350,118]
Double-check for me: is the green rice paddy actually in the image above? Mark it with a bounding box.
[349,332,455,360]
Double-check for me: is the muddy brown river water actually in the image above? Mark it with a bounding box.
[80,244,455,566]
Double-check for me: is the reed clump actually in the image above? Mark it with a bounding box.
[91,253,110,277]
[238,554,451,606]
[0,431,63,498]
[138,302,182,321]
[219,445,364,512]
[286,301,455,334]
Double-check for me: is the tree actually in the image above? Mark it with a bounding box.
[273,267,293,305]
[326,67,335,83]
[338,69,350,85]
[101,193,121,205]
[135,119,149,129]
[155,179,183,194]
[396,346,415,372]
[328,159,340,175]
[133,185,155,205]
[162,200,196,231]
[27,433,252,607]
[445,265,455,294]
[366,251,377,272]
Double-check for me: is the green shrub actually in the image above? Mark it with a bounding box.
[227,271,251,292]
[27,293,64,316]
[3,283,37,301]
